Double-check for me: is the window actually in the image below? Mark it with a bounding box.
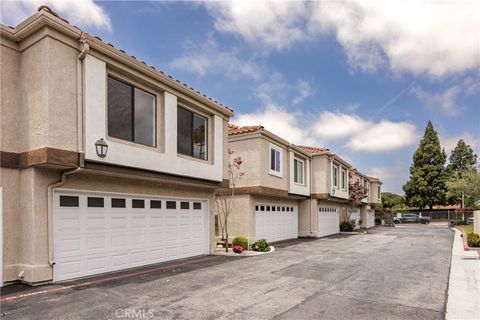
[293,158,304,184]
[181,202,190,210]
[378,186,381,200]
[193,202,202,210]
[60,196,79,207]
[333,165,338,188]
[132,199,145,208]
[111,198,126,208]
[177,106,207,160]
[341,169,346,190]
[150,200,162,209]
[108,76,156,147]
[166,201,176,209]
[269,144,282,176]
[88,197,104,208]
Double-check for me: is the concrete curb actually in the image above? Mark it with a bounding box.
[212,246,275,257]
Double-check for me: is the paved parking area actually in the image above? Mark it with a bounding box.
[1,224,454,320]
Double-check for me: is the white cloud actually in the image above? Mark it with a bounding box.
[234,107,418,153]
[234,104,317,146]
[292,80,313,105]
[203,1,308,52]
[410,77,480,115]
[313,112,369,139]
[441,132,480,155]
[0,0,112,31]
[169,36,262,80]
[347,121,418,152]
[203,0,480,77]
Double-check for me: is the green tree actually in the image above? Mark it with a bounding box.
[381,192,406,209]
[446,139,478,178]
[445,140,478,206]
[403,121,447,209]
[446,169,480,208]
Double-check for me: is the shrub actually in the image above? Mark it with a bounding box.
[375,217,381,225]
[251,239,270,252]
[232,236,249,250]
[232,245,244,254]
[467,234,480,247]
[340,220,355,232]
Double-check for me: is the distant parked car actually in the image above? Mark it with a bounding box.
[420,216,431,224]
[393,217,402,224]
[401,213,419,223]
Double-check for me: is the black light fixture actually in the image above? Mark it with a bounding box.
[95,138,108,158]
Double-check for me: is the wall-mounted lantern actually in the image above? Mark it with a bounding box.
[95,138,108,158]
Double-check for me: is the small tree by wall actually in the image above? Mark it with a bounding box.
[346,171,369,221]
[215,149,245,252]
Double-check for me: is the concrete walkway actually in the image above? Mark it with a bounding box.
[446,229,480,320]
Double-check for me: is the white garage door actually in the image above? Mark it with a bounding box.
[53,191,209,282]
[255,204,298,242]
[366,209,375,228]
[349,208,361,229]
[318,207,340,237]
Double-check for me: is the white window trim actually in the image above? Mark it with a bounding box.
[269,143,283,177]
[293,157,305,185]
[341,168,347,190]
[332,164,339,189]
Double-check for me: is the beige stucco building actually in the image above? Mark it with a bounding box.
[0,7,233,285]
[227,125,382,244]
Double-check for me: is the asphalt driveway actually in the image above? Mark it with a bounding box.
[1,224,454,320]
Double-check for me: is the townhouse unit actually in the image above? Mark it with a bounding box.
[0,7,233,285]
[227,125,382,244]
[227,124,311,243]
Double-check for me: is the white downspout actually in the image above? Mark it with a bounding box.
[46,36,89,267]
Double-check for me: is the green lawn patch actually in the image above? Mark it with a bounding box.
[459,224,473,235]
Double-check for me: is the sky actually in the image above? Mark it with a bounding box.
[2,0,479,194]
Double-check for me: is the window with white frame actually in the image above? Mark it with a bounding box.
[378,186,381,200]
[341,169,346,190]
[269,144,282,176]
[293,158,304,184]
[333,165,338,188]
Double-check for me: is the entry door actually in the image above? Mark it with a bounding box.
[318,207,340,237]
[255,204,298,242]
[366,209,375,228]
[53,191,209,281]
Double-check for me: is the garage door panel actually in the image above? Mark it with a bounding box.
[318,207,340,237]
[54,192,208,282]
[255,204,298,242]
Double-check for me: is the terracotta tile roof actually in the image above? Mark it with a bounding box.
[228,123,264,136]
[27,6,233,113]
[295,145,329,154]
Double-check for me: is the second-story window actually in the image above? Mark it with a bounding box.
[378,186,381,200]
[294,158,304,184]
[108,76,156,147]
[333,165,338,188]
[177,106,208,160]
[341,169,346,190]
[269,144,282,176]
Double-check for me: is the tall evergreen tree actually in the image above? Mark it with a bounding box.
[446,139,478,178]
[403,121,447,209]
[445,139,478,206]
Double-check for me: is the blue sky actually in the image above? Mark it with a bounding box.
[2,1,479,194]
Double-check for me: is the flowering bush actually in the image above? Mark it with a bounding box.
[232,245,244,253]
[251,239,270,252]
